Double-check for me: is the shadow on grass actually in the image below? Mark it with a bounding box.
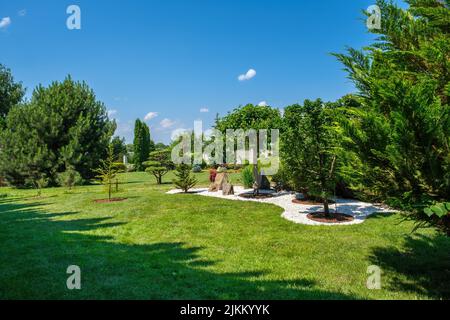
[370,234,450,299]
[0,198,360,300]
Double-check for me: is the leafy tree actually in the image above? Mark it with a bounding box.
[333,0,450,232]
[144,149,173,184]
[94,145,119,201]
[0,76,115,187]
[215,104,282,191]
[133,120,154,171]
[173,164,197,193]
[0,64,24,127]
[282,99,340,216]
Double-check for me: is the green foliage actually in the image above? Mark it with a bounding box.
[281,99,341,214]
[57,166,83,190]
[110,136,128,162]
[112,162,127,173]
[333,0,450,232]
[0,64,24,127]
[173,164,198,193]
[241,165,255,188]
[0,76,115,187]
[94,145,119,200]
[144,149,173,184]
[133,120,154,171]
[215,103,282,132]
[192,164,202,173]
[271,164,291,191]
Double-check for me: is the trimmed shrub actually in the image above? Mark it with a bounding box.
[241,166,255,189]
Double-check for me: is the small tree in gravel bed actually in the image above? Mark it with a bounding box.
[173,164,197,193]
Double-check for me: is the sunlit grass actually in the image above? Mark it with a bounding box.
[0,172,448,300]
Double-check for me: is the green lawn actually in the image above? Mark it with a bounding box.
[0,172,448,300]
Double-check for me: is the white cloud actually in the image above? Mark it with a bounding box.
[258,101,268,107]
[18,10,26,17]
[238,69,256,81]
[107,109,118,118]
[0,17,11,29]
[144,112,158,121]
[160,118,176,129]
[200,108,209,113]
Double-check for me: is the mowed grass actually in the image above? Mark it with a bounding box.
[0,171,449,300]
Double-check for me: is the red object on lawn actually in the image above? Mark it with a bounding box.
[209,169,217,182]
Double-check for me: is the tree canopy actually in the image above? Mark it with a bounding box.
[334,0,450,233]
[133,119,154,171]
[0,76,115,187]
[0,64,24,127]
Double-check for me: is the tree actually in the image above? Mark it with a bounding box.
[154,142,168,150]
[94,145,119,201]
[133,120,154,171]
[0,64,24,127]
[111,136,128,162]
[144,149,173,184]
[282,99,340,216]
[333,0,450,232]
[57,165,83,190]
[215,104,282,192]
[173,164,197,193]
[0,76,115,187]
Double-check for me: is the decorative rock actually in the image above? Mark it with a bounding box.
[222,183,234,196]
[208,183,218,192]
[214,172,229,191]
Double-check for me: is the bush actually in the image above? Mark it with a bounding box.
[57,167,83,190]
[112,162,127,173]
[241,166,255,189]
[271,165,291,191]
[192,164,202,173]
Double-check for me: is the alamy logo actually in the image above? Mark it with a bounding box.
[66,5,81,30]
[366,265,382,290]
[367,5,381,30]
[66,265,81,290]
[171,121,280,175]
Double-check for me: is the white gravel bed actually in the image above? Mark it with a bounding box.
[166,186,394,226]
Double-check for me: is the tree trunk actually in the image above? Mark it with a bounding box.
[324,198,330,217]
[108,182,112,201]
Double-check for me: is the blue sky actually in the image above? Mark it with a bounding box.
[0,0,404,143]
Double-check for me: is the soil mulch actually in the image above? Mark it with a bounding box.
[292,199,335,206]
[239,193,274,199]
[307,212,354,223]
[94,198,128,204]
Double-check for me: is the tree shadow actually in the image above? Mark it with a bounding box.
[369,234,450,299]
[0,198,361,300]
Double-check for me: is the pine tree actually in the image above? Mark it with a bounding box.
[333,0,450,232]
[0,76,114,187]
[133,120,154,171]
[94,145,119,201]
[144,149,173,184]
[0,64,24,127]
[173,164,197,193]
